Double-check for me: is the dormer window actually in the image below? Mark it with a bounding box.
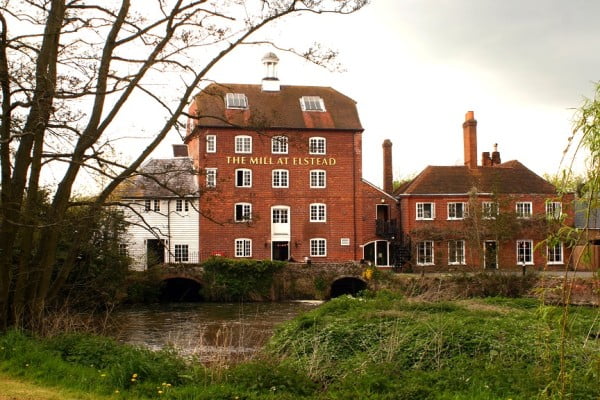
[300,96,325,112]
[225,93,248,109]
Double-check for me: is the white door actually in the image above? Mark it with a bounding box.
[271,206,290,241]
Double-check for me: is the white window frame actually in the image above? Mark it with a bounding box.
[516,202,532,219]
[417,241,434,265]
[234,238,252,258]
[310,169,326,188]
[516,240,534,265]
[310,238,327,257]
[448,240,465,265]
[235,168,252,188]
[482,201,498,219]
[235,135,252,154]
[309,203,327,222]
[447,202,467,220]
[272,169,289,188]
[144,199,151,212]
[234,202,252,222]
[546,201,562,220]
[416,202,435,220]
[205,168,217,188]
[271,136,288,154]
[547,242,564,265]
[225,93,248,109]
[174,244,189,262]
[206,135,216,153]
[272,207,289,224]
[176,199,183,212]
[184,200,189,212]
[153,199,160,212]
[308,137,326,155]
[300,96,326,112]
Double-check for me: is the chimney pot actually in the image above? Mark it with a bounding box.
[482,151,491,167]
[491,143,501,165]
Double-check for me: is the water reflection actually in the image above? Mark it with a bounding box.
[111,301,320,363]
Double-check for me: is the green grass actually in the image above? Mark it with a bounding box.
[268,292,600,399]
[1,293,599,399]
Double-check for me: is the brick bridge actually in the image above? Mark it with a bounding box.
[158,262,370,301]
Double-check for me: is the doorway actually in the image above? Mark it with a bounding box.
[484,241,498,269]
[376,204,389,221]
[272,241,289,261]
[147,239,165,267]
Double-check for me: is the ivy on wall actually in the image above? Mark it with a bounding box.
[201,258,285,301]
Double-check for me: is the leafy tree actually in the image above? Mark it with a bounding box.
[0,0,367,329]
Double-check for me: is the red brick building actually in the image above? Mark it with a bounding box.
[396,111,573,271]
[185,53,399,264]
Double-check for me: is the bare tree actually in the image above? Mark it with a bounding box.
[0,0,367,330]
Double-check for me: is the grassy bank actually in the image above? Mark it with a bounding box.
[1,293,599,399]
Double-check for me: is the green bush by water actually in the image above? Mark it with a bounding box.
[201,258,285,301]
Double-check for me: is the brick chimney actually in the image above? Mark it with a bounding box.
[491,143,501,165]
[172,144,189,157]
[463,111,477,169]
[382,139,393,194]
[481,151,492,166]
[481,144,501,167]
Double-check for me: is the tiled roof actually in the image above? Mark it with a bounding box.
[116,157,198,198]
[189,83,363,132]
[397,160,556,195]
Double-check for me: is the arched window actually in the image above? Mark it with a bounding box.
[363,240,389,266]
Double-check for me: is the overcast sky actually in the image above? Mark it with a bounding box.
[152,0,600,187]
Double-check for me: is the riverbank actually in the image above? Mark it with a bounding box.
[0,373,110,400]
[1,293,599,399]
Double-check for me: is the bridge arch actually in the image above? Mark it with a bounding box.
[160,275,204,302]
[329,276,367,298]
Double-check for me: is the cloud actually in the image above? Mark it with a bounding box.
[387,0,600,104]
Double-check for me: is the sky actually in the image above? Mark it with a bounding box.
[151,0,600,188]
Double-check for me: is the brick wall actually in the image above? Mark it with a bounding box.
[401,193,573,271]
[187,128,378,262]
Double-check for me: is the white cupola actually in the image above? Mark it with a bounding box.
[261,52,280,92]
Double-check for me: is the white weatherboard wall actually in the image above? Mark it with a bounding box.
[122,198,199,270]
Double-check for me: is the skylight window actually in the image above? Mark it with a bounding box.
[225,93,248,109]
[300,96,325,112]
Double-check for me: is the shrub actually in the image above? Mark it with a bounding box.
[125,267,164,303]
[201,258,285,301]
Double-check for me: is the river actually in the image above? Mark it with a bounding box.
[110,301,321,363]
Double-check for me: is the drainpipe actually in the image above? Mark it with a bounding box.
[352,133,358,260]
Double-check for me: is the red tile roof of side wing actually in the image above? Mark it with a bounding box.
[189,83,363,132]
[397,161,556,195]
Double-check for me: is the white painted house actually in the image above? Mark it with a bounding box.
[117,147,200,270]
